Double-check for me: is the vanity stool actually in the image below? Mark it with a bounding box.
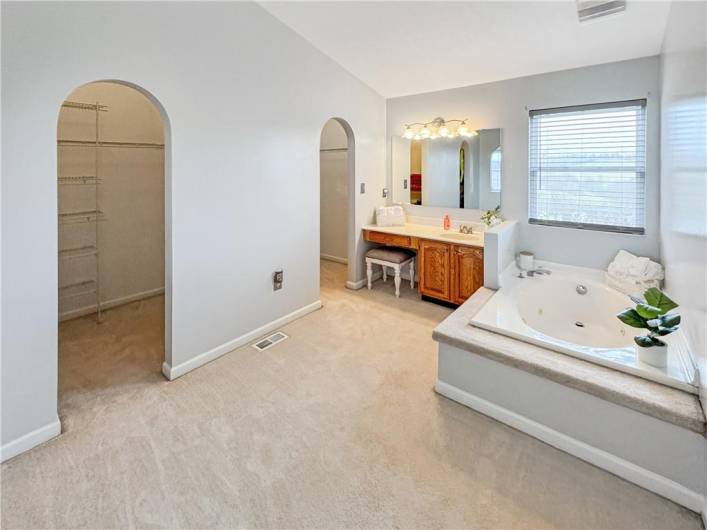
[365,247,415,298]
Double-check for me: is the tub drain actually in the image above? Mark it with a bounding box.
[575,321,585,327]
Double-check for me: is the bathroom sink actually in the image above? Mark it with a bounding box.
[440,232,478,241]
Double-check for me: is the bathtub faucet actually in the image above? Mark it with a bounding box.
[526,268,552,277]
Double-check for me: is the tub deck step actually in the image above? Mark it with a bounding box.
[433,287,705,435]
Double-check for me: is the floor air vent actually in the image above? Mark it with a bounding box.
[252,331,289,352]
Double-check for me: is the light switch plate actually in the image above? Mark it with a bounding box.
[382,188,389,198]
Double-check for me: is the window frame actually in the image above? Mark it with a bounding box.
[527,98,647,235]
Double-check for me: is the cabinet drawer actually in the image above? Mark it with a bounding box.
[364,230,412,248]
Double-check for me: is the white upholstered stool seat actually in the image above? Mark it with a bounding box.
[365,247,415,298]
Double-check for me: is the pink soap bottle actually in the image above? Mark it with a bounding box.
[443,214,451,231]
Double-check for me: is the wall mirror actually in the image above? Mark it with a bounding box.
[391,128,502,210]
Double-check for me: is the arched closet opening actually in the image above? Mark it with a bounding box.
[57,81,169,426]
[319,117,355,293]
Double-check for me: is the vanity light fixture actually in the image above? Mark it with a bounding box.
[402,117,477,140]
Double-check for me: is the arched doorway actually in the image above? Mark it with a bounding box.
[56,80,171,428]
[319,118,355,293]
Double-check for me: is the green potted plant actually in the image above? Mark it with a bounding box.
[616,287,680,368]
[481,205,503,227]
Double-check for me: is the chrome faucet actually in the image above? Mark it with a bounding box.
[526,268,552,277]
[459,224,473,234]
[517,267,552,278]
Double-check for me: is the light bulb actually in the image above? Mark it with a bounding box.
[439,124,449,137]
[403,126,414,139]
[430,131,439,139]
[470,130,478,136]
[413,133,421,141]
[458,122,470,136]
[420,126,430,139]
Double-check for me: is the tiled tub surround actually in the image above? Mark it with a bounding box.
[471,260,697,392]
[434,288,706,512]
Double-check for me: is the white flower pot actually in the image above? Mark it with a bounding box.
[636,344,668,368]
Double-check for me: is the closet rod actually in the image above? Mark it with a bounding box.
[319,147,348,152]
[57,139,165,149]
[62,100,109,112]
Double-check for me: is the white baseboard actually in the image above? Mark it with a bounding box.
[435,380,705,513]
[59,287,165,321]
[346,278,366,290]
[162,300,322,380]
[346,271,382,290]
[1,416,61,463]
[320,254,348,265]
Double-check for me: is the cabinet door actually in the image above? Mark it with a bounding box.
[419,239,452,301]
[452,246,484,304]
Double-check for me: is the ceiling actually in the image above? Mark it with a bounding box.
[261,1,672,98]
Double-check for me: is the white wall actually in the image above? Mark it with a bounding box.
[58,82,165,319]
[659,2,706,419]
[1,2,386,456]
[320,119,349,262]
[387,57,661,269]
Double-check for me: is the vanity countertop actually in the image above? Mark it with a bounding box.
[362,223,484,248]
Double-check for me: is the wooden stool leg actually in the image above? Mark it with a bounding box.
[409,259,415,289]
[394,266,401,298]
[383,266,387,282]
[366,260,372,290]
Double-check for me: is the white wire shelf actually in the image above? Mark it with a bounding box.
[58,176,101,185]
[58,279,97,298]
[59,245,98,260]
[57,139,164,149]
[58,209,105,225]
[62,101,108,112]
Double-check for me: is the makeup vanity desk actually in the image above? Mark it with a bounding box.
[362,224,484,305]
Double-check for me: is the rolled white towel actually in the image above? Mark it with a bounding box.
[607,250,663,282]
[605,272,661,297]
[644,260,665,281]
[607,262,628,279]
[628,256,650,277]
[613,249,637,268]
[375,206,406,227]
[607,250,636,278]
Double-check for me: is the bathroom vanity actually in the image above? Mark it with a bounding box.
[362,224,484,305]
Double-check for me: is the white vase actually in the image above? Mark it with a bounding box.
[636,344,668,368]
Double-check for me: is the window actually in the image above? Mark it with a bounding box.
[528,99,647,234]
[490,147,502,192]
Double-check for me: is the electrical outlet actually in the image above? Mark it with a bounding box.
[360,183,365,194]
[403,179,408,190]
[273,270,283,291]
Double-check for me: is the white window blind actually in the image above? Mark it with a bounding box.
[490,147,502,192]
[528,99,647,234]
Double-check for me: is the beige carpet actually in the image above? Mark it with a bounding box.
[1,261,701,529]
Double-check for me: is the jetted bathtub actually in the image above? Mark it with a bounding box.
[470,261,697,392]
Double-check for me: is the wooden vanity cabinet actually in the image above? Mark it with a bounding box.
[362,229,484,306]
[418,240,484,305]
[451,245,484,305]
[418,239,452,301]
